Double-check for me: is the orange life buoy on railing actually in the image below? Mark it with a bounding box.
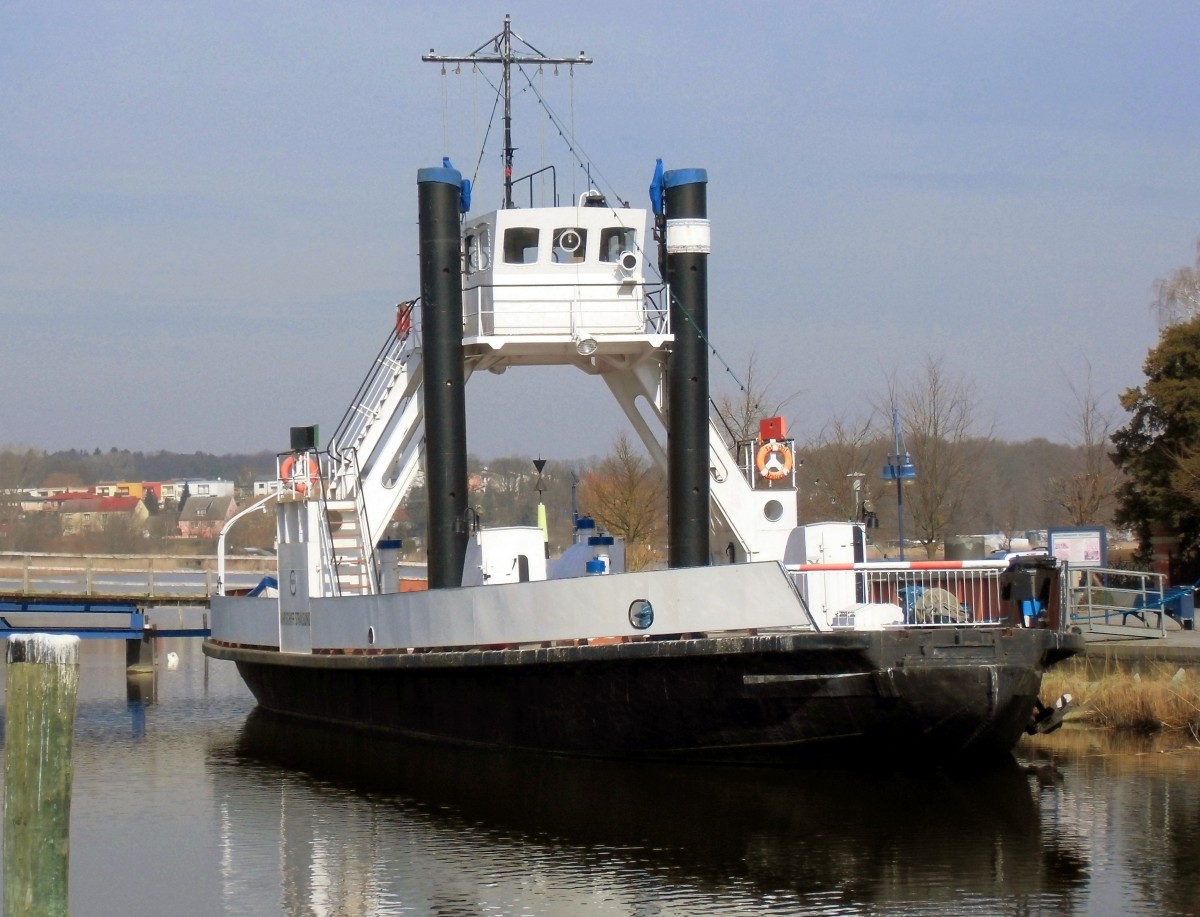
[280,453,321,494]
[755,440,794,481]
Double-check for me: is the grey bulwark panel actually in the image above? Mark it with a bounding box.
[210,596,281,649]
[212,563,814,653]
[307,562,811,651]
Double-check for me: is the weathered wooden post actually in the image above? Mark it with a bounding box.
[4,634,81,917]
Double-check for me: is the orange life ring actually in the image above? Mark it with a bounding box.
[280,453,320,493]
[755,441,793,481]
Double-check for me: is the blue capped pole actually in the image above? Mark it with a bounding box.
[418,165,469,589]
[663,168,711,568]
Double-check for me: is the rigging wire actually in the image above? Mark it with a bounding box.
[569,63,577,203]
[667,285,748,396]
[449,62,505,194]
[538,64,546,205]
[471,63,479,166]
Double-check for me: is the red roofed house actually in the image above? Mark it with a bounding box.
[48,493,150,536]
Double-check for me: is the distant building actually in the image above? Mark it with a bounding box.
[21,486,74,500]
[176,493,238,539]
[253,480,285,497]
[179,480,236,501]
[47,493,150,536]
[95,481,150,499]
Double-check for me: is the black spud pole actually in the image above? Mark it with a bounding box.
[664,168,711,568]
[418,166,469,589]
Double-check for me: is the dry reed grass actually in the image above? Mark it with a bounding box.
[1041,660,1200,736]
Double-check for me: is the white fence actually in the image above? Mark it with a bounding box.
[0,552,275,601]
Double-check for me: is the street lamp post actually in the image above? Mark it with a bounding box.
[533,458,549,559]
[882,407,917,560]
[848,472,864,523]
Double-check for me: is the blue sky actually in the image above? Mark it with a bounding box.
[3,2,1198,459]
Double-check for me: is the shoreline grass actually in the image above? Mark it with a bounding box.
[1041,660,1200,736]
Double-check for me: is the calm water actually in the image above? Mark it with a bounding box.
[2,638,1199,916]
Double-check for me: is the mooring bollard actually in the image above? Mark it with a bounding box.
[4,634,81,917]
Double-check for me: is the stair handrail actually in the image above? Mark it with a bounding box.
[328,299,421,472]
[330,447,379,596]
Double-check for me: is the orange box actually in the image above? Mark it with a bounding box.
[759,416,787,441]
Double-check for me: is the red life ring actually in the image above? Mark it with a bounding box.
[280,453,320,493]
[755,441,793,482]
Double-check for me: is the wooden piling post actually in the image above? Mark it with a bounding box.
[4,634,81,917]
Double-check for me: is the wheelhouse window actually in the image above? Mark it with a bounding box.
[600,227,637,262]
[552,227,587,263]
[465,229,492,274]
[503,227,540,264]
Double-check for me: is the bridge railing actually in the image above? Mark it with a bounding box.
[0,552,275,601]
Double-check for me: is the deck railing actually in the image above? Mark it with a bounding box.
[784,560,1062,630]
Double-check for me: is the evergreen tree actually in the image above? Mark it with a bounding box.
[1111,315,1200,574]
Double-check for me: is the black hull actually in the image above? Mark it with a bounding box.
[208,628,1082,767]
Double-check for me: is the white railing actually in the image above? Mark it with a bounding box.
[0,551,275,601]
[784,560,1050,629]
[461,283,669,338]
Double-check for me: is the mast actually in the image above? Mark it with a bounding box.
[423,15,591,209]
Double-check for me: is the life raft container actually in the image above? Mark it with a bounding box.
[280,453,320,493]
[755,441,793,482]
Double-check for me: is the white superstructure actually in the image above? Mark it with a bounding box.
[250,191,799,600]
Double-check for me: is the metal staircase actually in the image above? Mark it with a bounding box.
[322,453,376,595]
[320,301,427,595]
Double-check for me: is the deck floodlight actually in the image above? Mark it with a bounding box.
[575,334,598,356]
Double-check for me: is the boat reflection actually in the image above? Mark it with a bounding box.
[213,710,1093,914]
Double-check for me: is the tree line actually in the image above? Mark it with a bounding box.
[4,239,1199,574]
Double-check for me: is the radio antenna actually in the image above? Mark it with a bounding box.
[424,15,592,209]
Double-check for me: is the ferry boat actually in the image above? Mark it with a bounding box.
[204,18,1082,766]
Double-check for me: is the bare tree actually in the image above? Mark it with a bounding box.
[577,432,666,570]
[1153,236,1200,329]
[798,411,880,524]
[1047,365,1121,526]
[0,448,45,550]
[712,350,799,451]
[889,357,991,559]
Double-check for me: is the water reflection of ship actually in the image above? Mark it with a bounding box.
[217,710,1090,912]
